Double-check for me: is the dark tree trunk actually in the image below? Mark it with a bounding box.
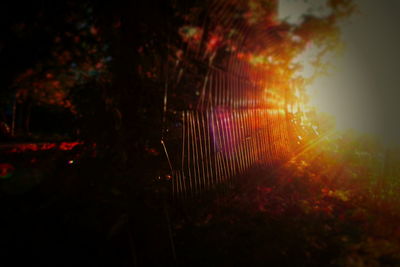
[92,1,178,265]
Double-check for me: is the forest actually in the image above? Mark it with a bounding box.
[1,0,400,266]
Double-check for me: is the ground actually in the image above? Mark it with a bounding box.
[0,143,400,266]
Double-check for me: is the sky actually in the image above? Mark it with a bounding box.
[278,0,400,147]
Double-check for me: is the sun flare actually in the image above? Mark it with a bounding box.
[280,0,400,148]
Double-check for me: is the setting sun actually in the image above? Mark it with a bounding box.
[280,0,400,148]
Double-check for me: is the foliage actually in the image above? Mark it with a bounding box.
[173,143,400,265]
[11,2,111,113]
